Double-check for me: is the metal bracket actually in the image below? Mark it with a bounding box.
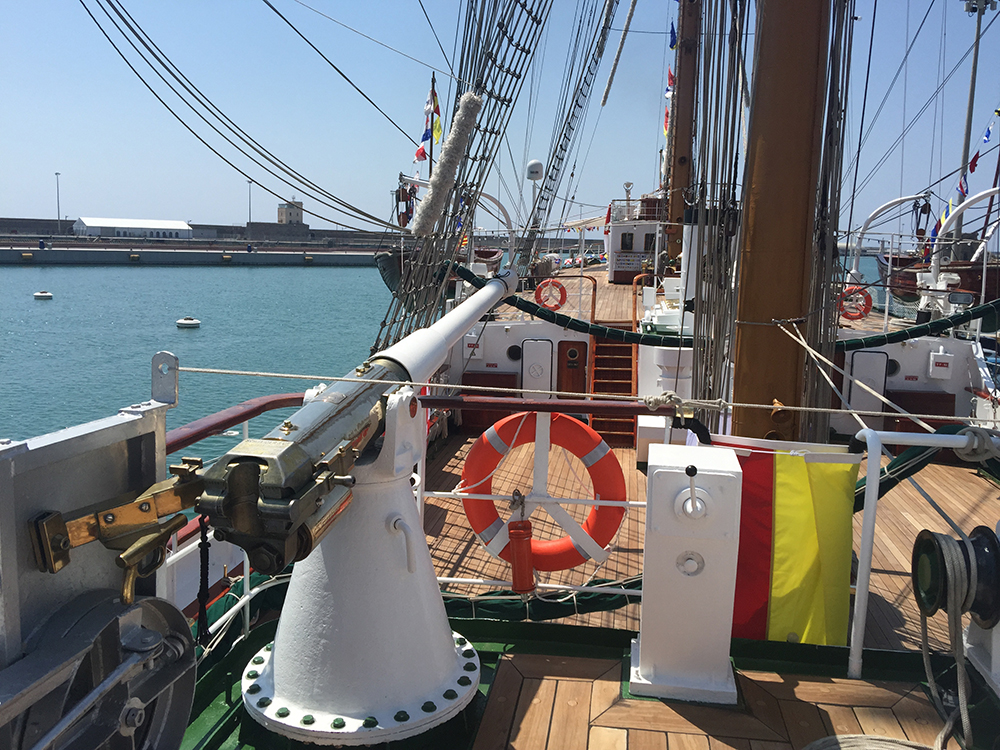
[28,457,204,574]
[510,489,526,521]
[116,514,188,605]
[151,351,179,406]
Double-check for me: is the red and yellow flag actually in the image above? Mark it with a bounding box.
[713,435,861,646]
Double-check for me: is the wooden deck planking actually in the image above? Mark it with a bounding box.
[629,730,669,750]
[817,704,863,736]
[472,656,946,749]
[500,266,639,327]
[589,727,629,750]
[472,657,525,750]
[853,706,907,740]
[709,738,752,750]
[776,700,828,750]
[891,690,941,746]
[509,678,557,750]
[591,664,623,721]
[548,680,595,750]
[668,734,712,750]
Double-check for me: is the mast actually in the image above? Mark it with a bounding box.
[731,0,831,440]
[664,0,701,258]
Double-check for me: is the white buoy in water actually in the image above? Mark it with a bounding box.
[176,316,200,328]
[33,291,53,300]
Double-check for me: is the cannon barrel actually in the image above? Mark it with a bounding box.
[197,268,518,573]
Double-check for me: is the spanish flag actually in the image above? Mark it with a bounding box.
[712,435,861,646]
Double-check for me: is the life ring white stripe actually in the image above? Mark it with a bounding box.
[479,516,504,545]
[580,441,610,468]
[485,425,510,455]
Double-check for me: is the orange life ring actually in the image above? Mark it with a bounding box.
[458,412,626,572]
[534,279,567,310]
[838,286,873,320]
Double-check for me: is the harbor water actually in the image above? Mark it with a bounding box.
[1,265,391,460]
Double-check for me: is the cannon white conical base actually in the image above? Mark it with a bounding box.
[242,389,479,744]
[242,628,479,745]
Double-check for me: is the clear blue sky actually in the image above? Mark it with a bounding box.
[2,1,999,239]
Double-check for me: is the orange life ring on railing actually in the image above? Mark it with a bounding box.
[458,412,626,572]
[838,286,873,320]
[534,279,567,310]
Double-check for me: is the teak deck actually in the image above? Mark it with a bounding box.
[469,654,941,750]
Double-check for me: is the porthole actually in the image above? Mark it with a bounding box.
[507,345,522,361]
[886,359,900,377]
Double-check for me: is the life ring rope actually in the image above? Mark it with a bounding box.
[458,411,627,572]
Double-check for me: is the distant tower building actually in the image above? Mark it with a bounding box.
[278,201,304,224]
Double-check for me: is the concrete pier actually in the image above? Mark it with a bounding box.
[1,245,374,267]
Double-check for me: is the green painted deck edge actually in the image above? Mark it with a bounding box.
[181,617,999,750]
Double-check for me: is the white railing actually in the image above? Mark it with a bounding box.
[849,428,996,678]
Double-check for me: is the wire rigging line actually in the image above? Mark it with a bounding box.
[840,0,937,181]
[417,0,456,78]
[851,10,1000,203]
[79,0,393,232]
[289,0,463,83]
[102,0,394,229]
[260,0,418,148]
[845,0,879,244]
[87,0,397,231]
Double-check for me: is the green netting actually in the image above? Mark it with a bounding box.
[443,578,642,621]
[838,299,1000,352]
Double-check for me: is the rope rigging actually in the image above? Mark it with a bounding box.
[373,0,634,353]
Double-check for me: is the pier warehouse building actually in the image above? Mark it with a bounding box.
[72,217,193,239]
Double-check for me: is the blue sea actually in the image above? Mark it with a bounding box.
[1,265,391,460]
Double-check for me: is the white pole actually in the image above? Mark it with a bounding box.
[848,429,882,679]
[850,193,929,281]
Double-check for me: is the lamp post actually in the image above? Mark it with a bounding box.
[55,172,61,235]
[247,180,252,240]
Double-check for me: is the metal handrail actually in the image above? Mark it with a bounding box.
[166,393,304,454]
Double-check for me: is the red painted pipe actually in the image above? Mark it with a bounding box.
[508,520,535,595]
[166,393,304,454]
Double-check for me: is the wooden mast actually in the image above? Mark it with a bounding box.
[664,0,701,258]
[731,0,831,439]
